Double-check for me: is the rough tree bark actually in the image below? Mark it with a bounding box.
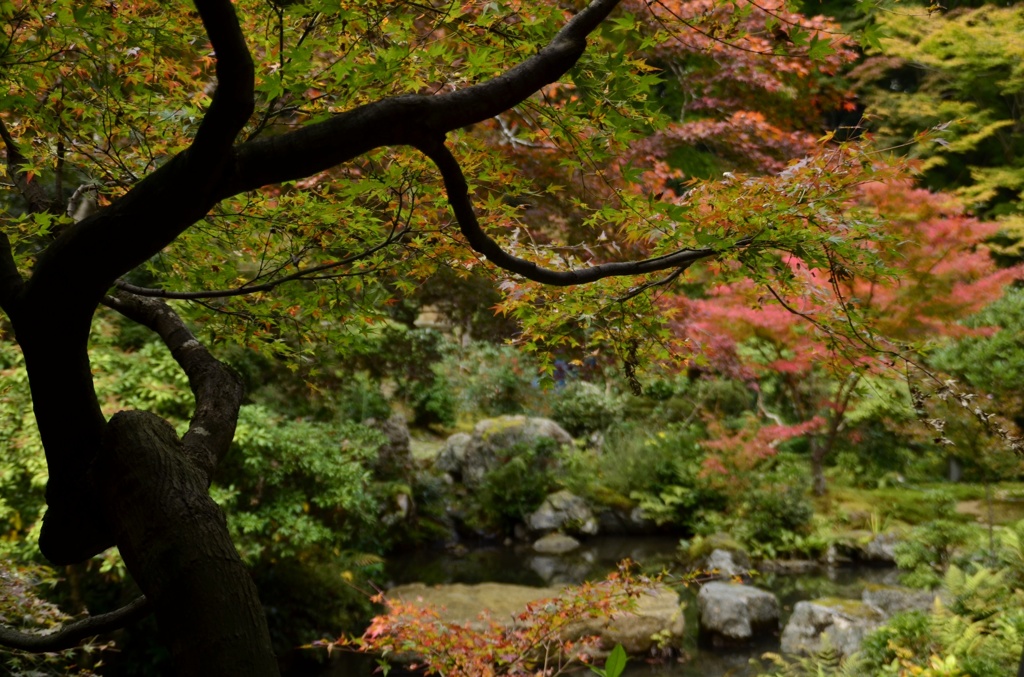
[98,410,275,674]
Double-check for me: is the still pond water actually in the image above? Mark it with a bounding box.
[312,536,898,676]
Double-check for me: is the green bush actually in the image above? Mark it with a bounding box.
[893,493,977,589]
[441,342,541,420]
[478,439,558,531]
[738,483,814,548]
[600,422,704,497]
[215,405,387,560]
[614,424,725,532]
[345,325,458,426]
[858,610,932,674]
[551,381,623,437]
[409,368,457,427]
[333,371,392,423]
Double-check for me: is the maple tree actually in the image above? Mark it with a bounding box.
[850,3,1024,221]
[0,0,964,673]
[673,180,1021,495]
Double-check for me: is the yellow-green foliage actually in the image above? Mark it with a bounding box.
[855,565,1024,677]
[761,636,864,676]
[855,6,1024,216]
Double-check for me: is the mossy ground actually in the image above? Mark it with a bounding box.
[814,483,1024,528]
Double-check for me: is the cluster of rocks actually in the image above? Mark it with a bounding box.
[695,548,939,657]
[434,415,657,543]
[384,556,935,664]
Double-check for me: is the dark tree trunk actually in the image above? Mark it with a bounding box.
[97,411,278,675]
[810,442,828,497]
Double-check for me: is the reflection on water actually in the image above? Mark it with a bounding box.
[313,536,900,677]
[384,536,684,588]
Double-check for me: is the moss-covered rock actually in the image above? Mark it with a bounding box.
[697,582,779,648]
[385,581,685,657]
[781,598,885,657]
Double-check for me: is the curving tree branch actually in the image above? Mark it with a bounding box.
[28,0,621,311]
[114,224,407,301]
[224,0,622,194]
[191,0,256,163]
[414,137,733,285]
[0,596,149,653]
[101,291,243,482]
[0,116,52,214]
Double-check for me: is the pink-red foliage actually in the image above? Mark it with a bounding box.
[324,565,659,677]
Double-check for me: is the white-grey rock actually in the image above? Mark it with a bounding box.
[434,432,472,478]
[863,532,900,564]
[697,582,779,647]
[705,549,748,578]
[781,599,885,657]
[528,490,599,536]
[533,532,581,554]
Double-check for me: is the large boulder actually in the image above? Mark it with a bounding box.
[385,581,685,657]
[434,432,472,479]
[528,490,599,536]
[862,584,940,616]
[781,598,885,657]
[697,582,779,648]
[832,531,902,565]
[435,416,573,487]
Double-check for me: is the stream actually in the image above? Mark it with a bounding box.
[312,536,900,676]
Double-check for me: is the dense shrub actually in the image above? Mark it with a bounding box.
[408,368,458,427]
[738,484,814,545]
[893,493,976,589]
[551,381,624,437]
[600,423,704,496]
[612,424,726,532]
[478,439,559,531]
[216,405,387,560]
[441,342,541,420]
[859,610,932,671]
[895,520,977,589]
[333,371,392,423]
